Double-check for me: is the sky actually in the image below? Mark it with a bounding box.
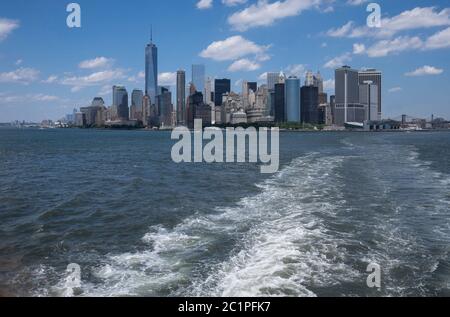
[0,0,449,122]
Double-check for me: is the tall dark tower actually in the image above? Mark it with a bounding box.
[145,28,158,105]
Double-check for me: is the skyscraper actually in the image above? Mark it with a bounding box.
[285,76,301,122]
[274,83,285,123]
[247,82,257,93]
[192,64,205,95]
[335,66,364,125]
[214,79,231,107]
[131,89,143,121]
[301,86,319,124]
[176,70,186,126]
[359,82,379,121]
[204,77,212,104]
[359,69,382,120]
[113,85,129,121]
[145,33,158,104]
[267,72,280,91]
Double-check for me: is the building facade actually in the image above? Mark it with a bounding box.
[285,76,301,122]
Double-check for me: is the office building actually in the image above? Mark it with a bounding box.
[176,70,186,126]
[113,85,129,121]
[285,76,301,122]
[145,33,158,104]
[131,89,143,121]
[274,83,285,123]
[359,69,382,120]
[359,82,379,121]
[335,66,365,125]
[301,85,319,124]
[214,79,231,107]
[192,64,205,95]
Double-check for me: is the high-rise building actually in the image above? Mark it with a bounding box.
[204,77,212,104]
[285,76,301,122]
[359,69,382,120]
[113,85,129,121]
[157,87,173,127]
[274,83,285,123]
[267,72,280,91]
[176,70,186,126]
[359,82,379,121]
[131,89,144,121]
[214,79,231,107]
[335,66,364,125]
[247,82,257,93]
[301,86,319,124]
[192,64,205,95]
[142,95,150,127]
[145,33,158,104]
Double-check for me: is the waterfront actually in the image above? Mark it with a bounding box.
[0,128,449,297]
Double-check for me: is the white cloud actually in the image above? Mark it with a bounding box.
[284,64,306,77]
[324,53,352,69]
[405,66,443,77]
[228,0,320,32]
[346,0,368,5]
[0,67,40,84]
[228,59,261,72]
[366,36,423,58]
[223,0,247,6]
[424,26,450,50]
[323,79,335,91]
[0,18,19,41]
[326,7,450,39]
[60,69,126,92]
[79,57,114,69]
[352,43,366,55]
[258,72,268,81]
[15,59,23,66]
[388,87,402,93]
[42,75,58,84]
[197,0,213,10]
[158,72,177,86]
[200,35,270,61]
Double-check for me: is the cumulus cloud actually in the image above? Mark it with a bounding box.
[42,75,58,84]
[424,26,450,50]
[324,53,352,69]
[200,35,270,61]
[326,7,450,39]
[228,0,320,32]
[0,18,19,41]
[365,36,423,57]
[228,59,261,72]
[388,87,402,93]
[405,66,444,77]
[352,43,366,55]
[0,67,40,84]
[79,57,114,69]
[196,0,213,10]
[223,0,247,6]
[158,72,177,86]
[60,69,126,92]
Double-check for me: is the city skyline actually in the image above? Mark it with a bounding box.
[0,0,450,122]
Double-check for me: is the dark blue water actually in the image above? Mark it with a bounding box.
[0,128,449,297]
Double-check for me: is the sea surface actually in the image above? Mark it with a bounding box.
[0,128,449,297]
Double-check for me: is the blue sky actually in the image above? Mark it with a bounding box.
[0,0,449,122]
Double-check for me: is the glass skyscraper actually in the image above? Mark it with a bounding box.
[192,64,205,94]
[176,70,186,125]
[145,37,158,105]
[214,79,231,107]
[113,85,129,121]
[285,76,301,122]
